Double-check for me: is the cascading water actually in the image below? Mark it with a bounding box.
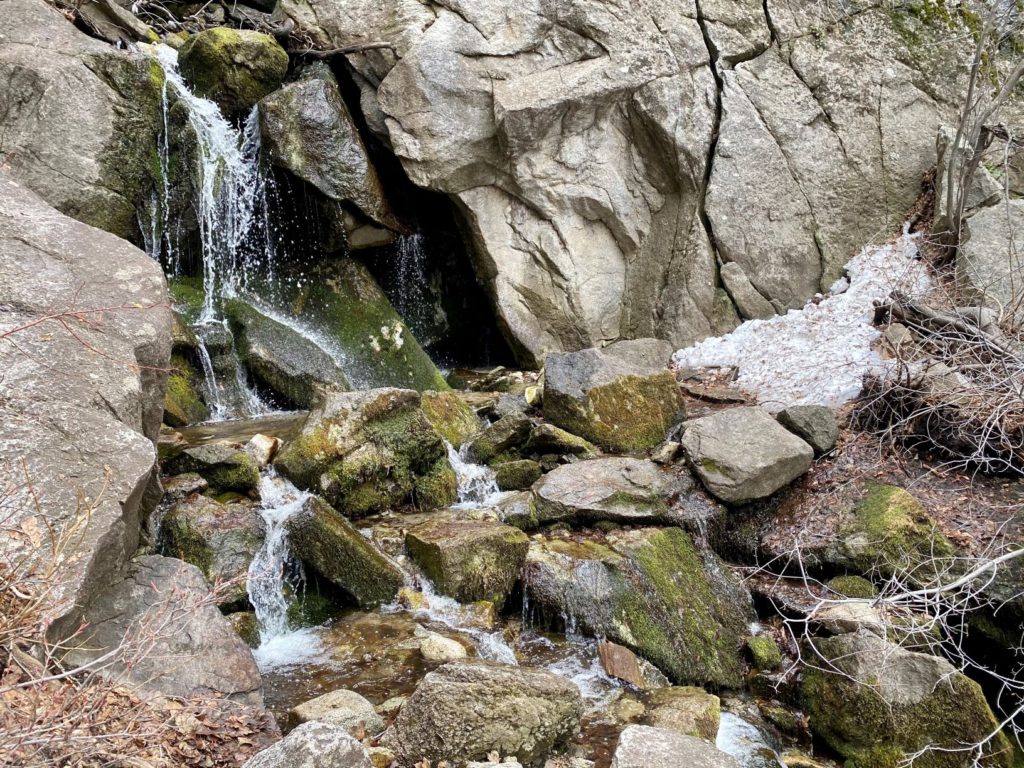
[393,232,429,320]
[444,440,502,506]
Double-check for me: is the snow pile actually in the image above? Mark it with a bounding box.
[673,231,931,411]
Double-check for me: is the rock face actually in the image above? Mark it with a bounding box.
[178,28,289,115]
[0,0,165,239]
[0,176,171,637]
[275,388,456,516]
[285,496,405,608]
[802,630,1010,768]
[958,199,1024,320]
[277,0,970,363]
[243,722,372,768]
[406,517,530,607]
[381,660,583,766]
[543,345,685,452]
[681,407,814,503]
[611,725,739,768]
[159,495,264,607]
[532,458,674,526]
[64,555,264,706]
[290,689,385,736]
[524,528,752,687]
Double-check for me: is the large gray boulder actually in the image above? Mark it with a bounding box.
[381,660,584,766]
[0,176,171,638]
[243,722,372,768]
[290,689,385,736]
[776,405,839,456]
[543,344,685,452]
[64,555,264,706]
[958,199,1024,321]
[278,0,972,364]
[681,407,814,503]
[531,458,674,526]
[611,725,739,768]
[0,0,165,239]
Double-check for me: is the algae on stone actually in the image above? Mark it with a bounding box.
[164,442,260,496]
[493,459,542,491]
[746,636,782,670]
[164,353,209,427]
[421,390,481,448]
[178,28,288,115]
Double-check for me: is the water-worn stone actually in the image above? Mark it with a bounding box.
[381,660,583,766]
[164,442,261,495]
[611,725,739,768]
[0,0,166,239]
[644,687,720,740]
[524,528,752,687]
[419,632,468,663]
[275,388,456,516]
[178,28,288,115]
[286,496,405,608]
[159,494,263,607]
[226,299,351,408]
[0,176,171,638]
[544,345,685,452]
[243,721,372,768]
[421,390,481,448]
[164,353,210,427]
[681,407,814,503]
[290,689,385,736]
[244,434,282,468]
[776,406,839,456]
[64,555,264,706]
[802,630,1011,768]
[531,458,673,526]
[162,472,209,503]
[406,517,529,607]
[466,412,533,464]
[523,423,597,457]
[494,459,542,491]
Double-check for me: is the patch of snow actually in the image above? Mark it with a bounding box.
[673,230,930,412]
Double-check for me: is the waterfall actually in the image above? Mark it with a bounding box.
[394,232,428,319]
[444,440,501,506]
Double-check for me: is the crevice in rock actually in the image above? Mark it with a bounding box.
[692,0,725,267]
[763,0,781,44]
[784,51,853,163]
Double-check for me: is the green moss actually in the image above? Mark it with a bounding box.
[420,391,481,448]
[286,588,342,628]
[177,28,288,115]
[747,636,782,670]
[164,354,209,427]
[828,575,878,599]
[493,459,542,491]
[168,277,206,321]
[159,511,214,575]
[414,459,458,509]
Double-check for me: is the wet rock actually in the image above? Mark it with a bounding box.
[493,491,539,530]
[226,300,351,408]
[161,472,209,503]
[164,442,261,496]
[524,423,597,457]
[494,459,542,491]
[244,433,282,468]
[775,406,838,456]
[419,631,468,663]
[543,345,685,452]
[258,62,396,229]
[242,721,372,768]
[597,641,648,689]
[290,689,385,736]
[532,458,673,526]
[65,555,264,706]
[681,407,813,504]
[381,659,583,766]
[228,611,260,647]
[644,687,721,741]
[421,390,482,448]
[801,630,1011,768]
[611,725,739,768]
[275,388,456,516]
[406,517,529,607]
[524,528,752,687]
[178,28,289,115]
[746,636,782,670]
[159,494,263,607]
[651,441,682,465]
[164,353,210,427]
[286,496,404,608]
[466,412,533,464]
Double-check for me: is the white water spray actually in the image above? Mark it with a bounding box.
[445,440,502,506]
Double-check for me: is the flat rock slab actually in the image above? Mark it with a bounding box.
[611,725,739,768]
[243,722,371,768]
[681,406,813,503]
[532,457,674,525]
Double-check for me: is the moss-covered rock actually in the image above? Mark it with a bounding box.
[465,412,532,464]
[406,516,530,608]
[164,442,260,495]
[158,494,262,607]
[227,611,260,647]
[524,528,753,687]
[178,28,288,115]
[643,687,721,740]
[275,388,455,516]
[493,459,542,491]
[802,630,1011,768]
[285,496,404,609]
[420,390,481,448]
[747,636,782,670]
[827,575,878,599]
[523,422,597,457]
[164,353,209,427]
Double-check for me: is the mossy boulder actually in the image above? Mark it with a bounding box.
[524,527,753,687]
[158,494,263,607]
[406,517,529,608]
[747,636,782,670]
[828,575,878,599]
[164,353,209,427]
[163,442,260,495]
[543,344,685,452]
[801,630,1011,768]
[225,299,350,408]
[178,28,288,115]
[465,412,532,464]
[286,496,404,609]
[493,459,542,491]
[421,390,481,448]
[643,687,721,740]
[523,423,597,457]
[275,388,456,516]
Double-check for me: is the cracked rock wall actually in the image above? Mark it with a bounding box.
[279,0,970,365]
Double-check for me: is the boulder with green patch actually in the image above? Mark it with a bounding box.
[643,687,721,740]
[164,353,209,427]
[406,516,529,607]
[421,390,481,448]
[164,442,260,496]
[524,528,753,687]
[493,459,541,491]
[178,28,288,115]
[465,412,532,464]
[275,388,456,516]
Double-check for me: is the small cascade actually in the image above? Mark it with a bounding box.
[393,232,429,320]
[445,440,501,506]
